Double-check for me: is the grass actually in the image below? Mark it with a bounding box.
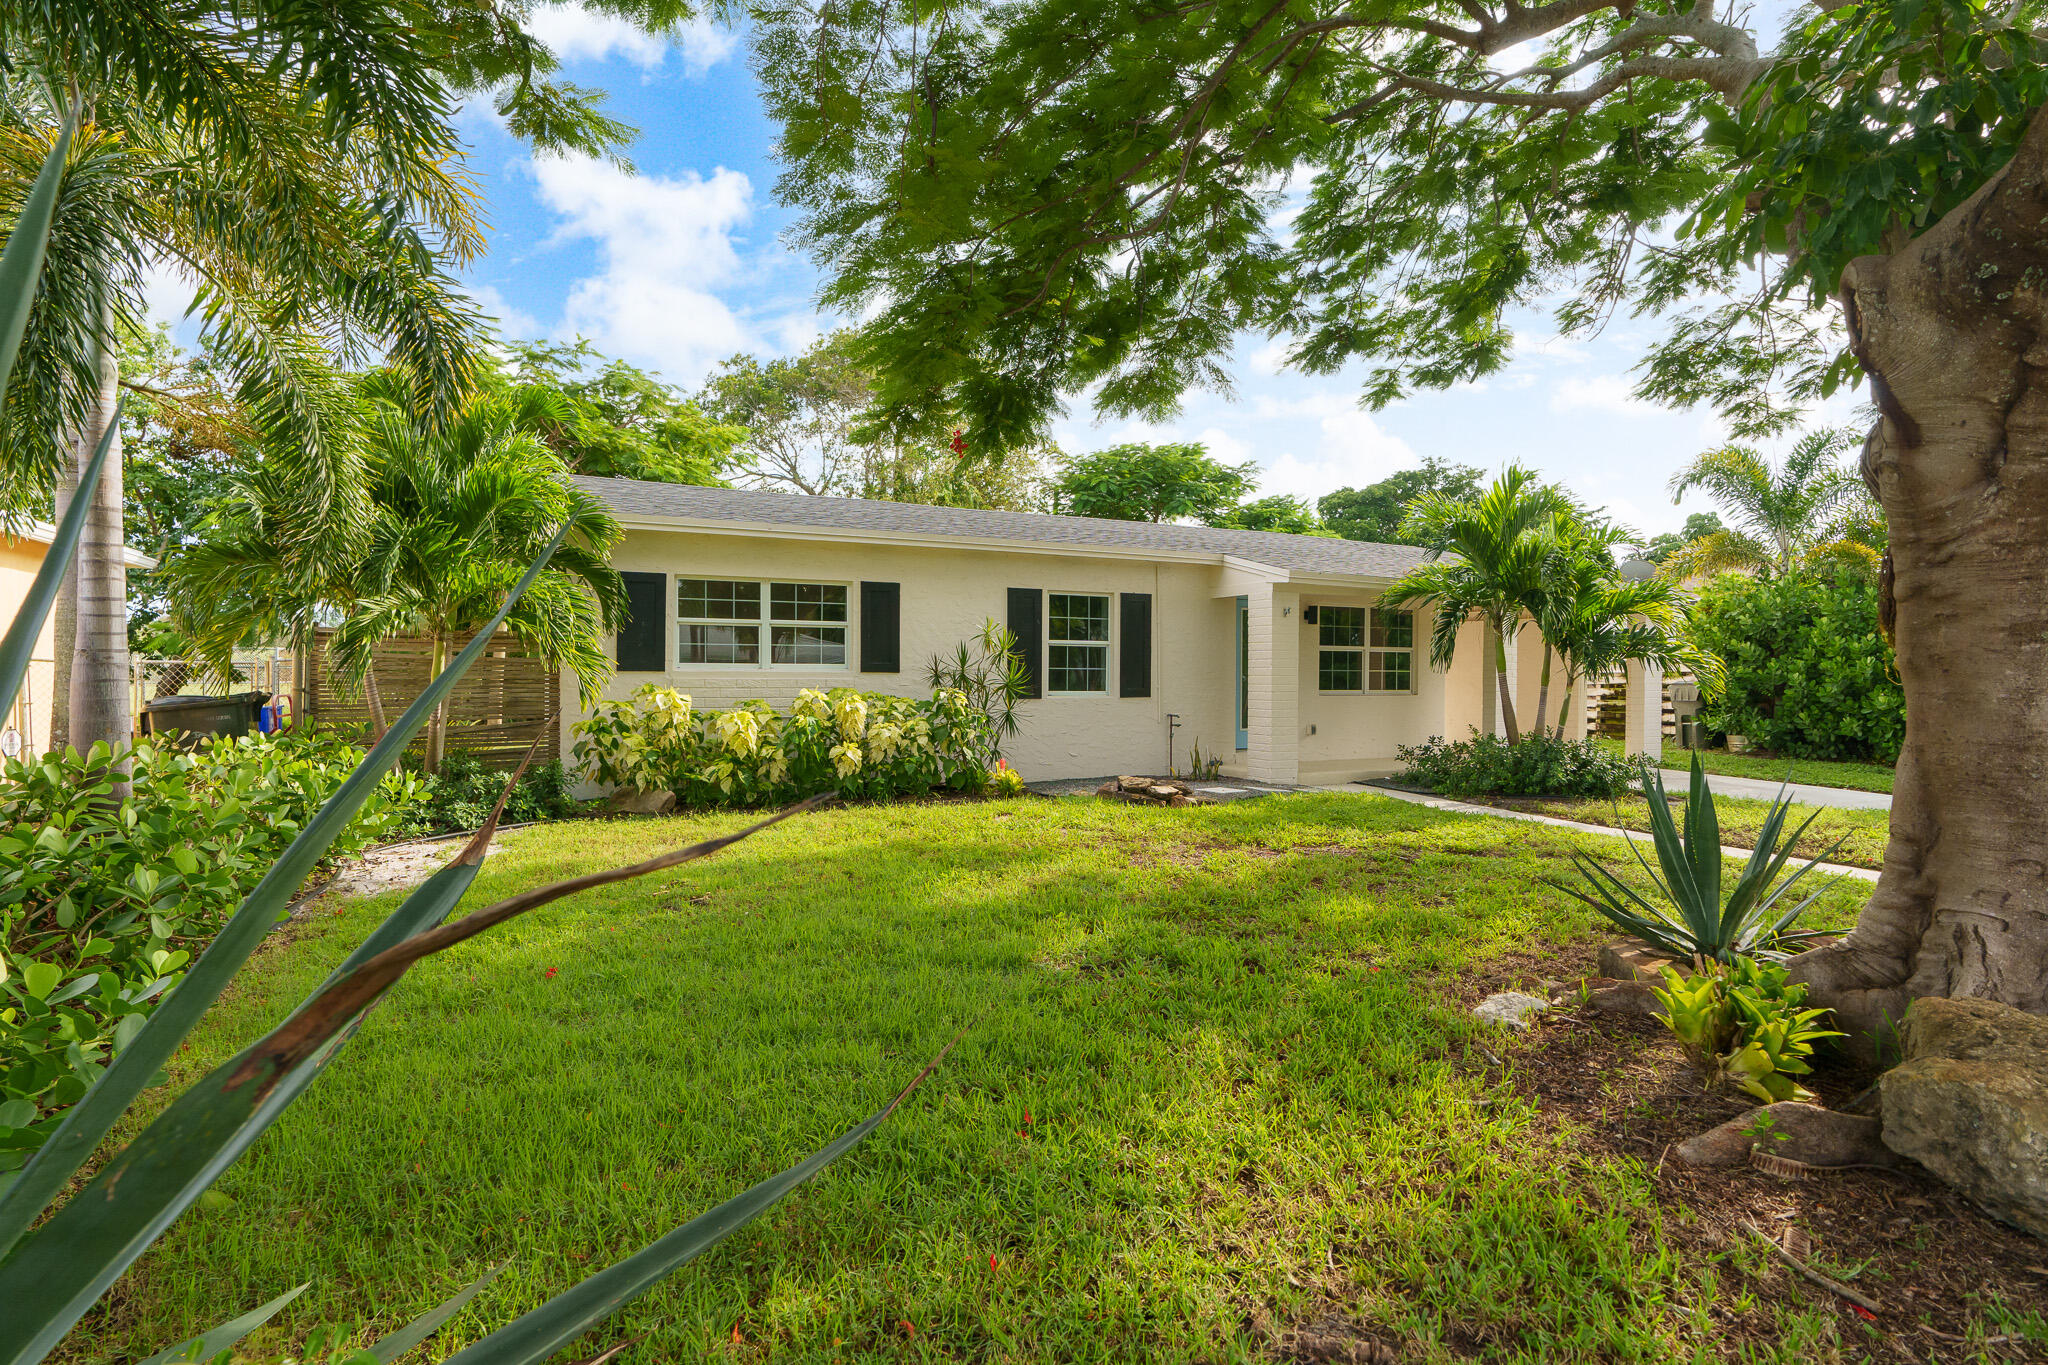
[1648,742,1894,795]
[82,794,1881,1364]
[1472,793,1891,871]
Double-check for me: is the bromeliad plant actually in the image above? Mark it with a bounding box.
[1653,956,1844,1102]
[1547,752,1844,963]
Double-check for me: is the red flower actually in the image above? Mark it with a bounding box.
[544,966,558,980]
[949,429,966,455]
[990,1253,999,1270]
[1023,1109,1033,1124]
[900,1319,917,1338]
[1851,1304,1877,1322]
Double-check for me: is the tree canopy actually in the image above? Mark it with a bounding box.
[1319,458,1485,545]
[748,0,2046,449]
[506,339,746,486]
[1048,441,1255,522]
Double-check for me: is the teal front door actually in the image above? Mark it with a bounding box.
[1234,596,1249,750]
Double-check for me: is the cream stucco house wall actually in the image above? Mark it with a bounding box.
[565,477,1593,786]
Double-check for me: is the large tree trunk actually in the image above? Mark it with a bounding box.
[1492,623,1520,744]
[1788,105,2048,1057]
[47,452,77,756]
[66,316,130,787]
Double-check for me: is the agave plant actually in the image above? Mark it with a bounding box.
[1547,752,1843,964]
[0,192,949,1363]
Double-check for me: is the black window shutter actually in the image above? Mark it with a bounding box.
[1007,587,1042,699]
[1119,592,1152,698]
[860,581,901,672]
[615,571,666,671]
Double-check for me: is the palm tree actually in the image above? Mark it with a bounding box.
[328,385,626,773]
[1665,428,1877,579]
[1536,530,1721,740]
[1382,465,1565,744]
[0,68,485,771]
[0,0,657,769]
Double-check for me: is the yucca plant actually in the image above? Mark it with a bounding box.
[1546,752,1843,964]
[1,215,949,1360]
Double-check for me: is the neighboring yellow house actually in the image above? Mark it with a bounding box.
[566,478,1649,787]
[0,523,155,760]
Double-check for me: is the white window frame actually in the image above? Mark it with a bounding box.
[1315,604,1417,695]
[1045,590,1112,696]
[675,577,851,671]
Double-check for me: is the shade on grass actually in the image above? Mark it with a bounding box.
[1477,793,1891,871]
[83,794,1874,1363]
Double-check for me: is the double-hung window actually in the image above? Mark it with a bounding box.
[677,579,847,667]
[1318,605,1415,693]
[1046,592,1110,693]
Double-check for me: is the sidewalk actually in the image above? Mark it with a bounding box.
[1341,782,1880,882]
[1657,768,1891,812]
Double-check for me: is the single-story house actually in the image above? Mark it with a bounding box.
[564,477,1668,785]
[0,521,155,760]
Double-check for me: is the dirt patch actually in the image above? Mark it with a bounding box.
[1493,978,2047,1359]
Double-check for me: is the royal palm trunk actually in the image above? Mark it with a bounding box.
[1788,108,2048,1051]
[66,312,130,784]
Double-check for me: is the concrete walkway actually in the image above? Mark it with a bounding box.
[1345,783,1880,882]
[1656,768,1891,811]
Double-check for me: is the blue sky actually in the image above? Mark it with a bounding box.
[152,5,1861,538]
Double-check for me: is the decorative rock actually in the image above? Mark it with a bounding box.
[1880,998,2048,1238]
[1583,979,1665,1018]
[608,787,677,816]
[1598,942,1670,983]
[1674,1101,1910,1171]
[1473,991,1551,1030]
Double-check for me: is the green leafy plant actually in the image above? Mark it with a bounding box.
[403,754,577,835]
[0,530,948,1365]
[1548,752,1843,963]
[1652,956,1844,1102]
[988,759,1028,797]
[575,684,996,807]
[1690,568,1904,763]
[1397,731,1636,799]
[925,617,1030,768]
[0,734,412,1165]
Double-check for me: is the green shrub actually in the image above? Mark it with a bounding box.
[573,685,994,807]
[403,754,579,835]
[1654,955,1843,1102]
[1396,731,1637,798]
[0,734,412,1167]
[1691,568,1903,762]
[988,759,1028,797]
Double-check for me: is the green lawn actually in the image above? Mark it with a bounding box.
[1652,743,1894,795]
[85,795,1889,1363]
[1475,793,1891,871]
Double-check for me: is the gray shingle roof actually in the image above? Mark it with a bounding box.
[573,476,1430,579]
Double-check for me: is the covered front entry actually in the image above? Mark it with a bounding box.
[1215,573,1594,786]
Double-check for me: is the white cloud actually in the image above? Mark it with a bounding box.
[1549,373,1664,417]
[525,4,738,74]
[528,154,759,384]
[467,284,543,342]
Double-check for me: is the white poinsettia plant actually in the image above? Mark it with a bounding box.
[572,683,1003,807]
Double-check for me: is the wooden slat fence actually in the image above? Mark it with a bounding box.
[300,627,560,769]
[1584,670,1691,741]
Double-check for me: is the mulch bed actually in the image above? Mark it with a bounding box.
[1486,957,2046,1361]
[1272,950,2047,1363]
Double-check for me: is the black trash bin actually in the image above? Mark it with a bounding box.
[141,691,270,744]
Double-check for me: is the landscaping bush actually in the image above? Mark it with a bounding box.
[0,734,413,1168]
[402,753,579,835]
[1396,731,1637,799]
[574,685,997,807]
[1654,955,1843,1102]
[1690,568,1904,763]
